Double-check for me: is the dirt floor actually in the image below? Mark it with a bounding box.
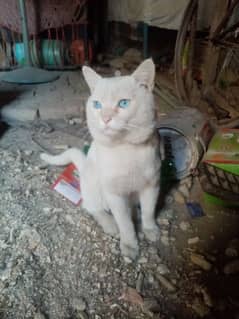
[0,113,239,319]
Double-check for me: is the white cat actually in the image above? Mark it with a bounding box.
[40,59,161,260]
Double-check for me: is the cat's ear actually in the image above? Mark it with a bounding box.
[82,66,102,93]
[132,58,155,91]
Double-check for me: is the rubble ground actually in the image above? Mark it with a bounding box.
[0,119,239,319]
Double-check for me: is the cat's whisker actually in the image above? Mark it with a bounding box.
[124,123,156,130]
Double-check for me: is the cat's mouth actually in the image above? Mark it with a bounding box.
[101,124,121,136]
[103,126,117,135]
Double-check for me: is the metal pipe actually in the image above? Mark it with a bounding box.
[18,0,31,66]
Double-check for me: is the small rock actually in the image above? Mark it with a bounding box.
[143,298,161,314]
[179,221,190,232]
[72,117,83,124]
[225,238,239,257]
[65,214,75,224]
[136,272,144,293]
[75,312,88,319]
[224,259,239,275]
[69,119,75,125]
[54,144,69,150]
[173,190,185,204]
[124,256,133,264]
[39,163,48,169]
[158,218,170,226]
[156,274,176,292]
[157,264,170,275]
[24,150,33,156]
[188,237,200,245]
[120,287,143,305]
[190,253,212,271]
[201,287,213,308]
[138,257,147,264]
[161,235,170,246]
[148,274,155,284]
[53,208,64,213]
[158,208,174,220]
[34,312,46,319]
[72,297,87,312]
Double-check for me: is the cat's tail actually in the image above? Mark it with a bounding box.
[40,148,86,170]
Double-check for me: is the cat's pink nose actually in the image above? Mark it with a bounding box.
[102,116,112,124]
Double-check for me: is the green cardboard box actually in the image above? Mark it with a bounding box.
[200,128,239,206]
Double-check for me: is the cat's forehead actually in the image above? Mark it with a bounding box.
[93,75,135,98]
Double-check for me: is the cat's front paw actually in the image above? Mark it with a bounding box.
[143,224,160,242]
[102,219,119,238]
[120,240,139,261]
[98,214,119,238]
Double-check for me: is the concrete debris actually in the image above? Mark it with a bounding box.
[190,253,212,271]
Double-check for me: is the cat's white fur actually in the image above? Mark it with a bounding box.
[40,59,161,260]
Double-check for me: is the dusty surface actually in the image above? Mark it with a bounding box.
[0,71,89,122]
[0,117,239,319]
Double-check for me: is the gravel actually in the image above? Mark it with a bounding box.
[0,120,238,319]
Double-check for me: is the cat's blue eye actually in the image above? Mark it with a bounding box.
[118,99,130,109]
[93,100,102,109]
